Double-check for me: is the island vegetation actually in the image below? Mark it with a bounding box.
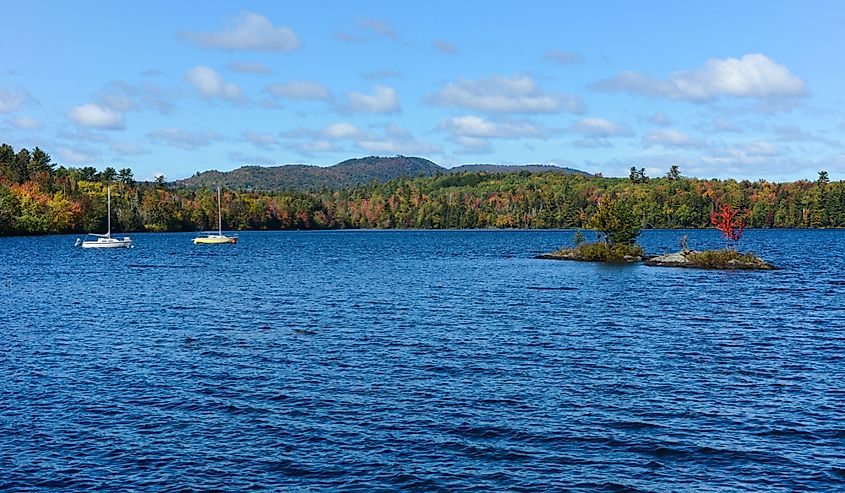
[646,204,777,270]
[537,198,644,262]
[1,142,844,237]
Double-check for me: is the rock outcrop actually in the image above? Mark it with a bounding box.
[645,250,777,270]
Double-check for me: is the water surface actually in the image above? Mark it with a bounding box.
[2,230,844,491]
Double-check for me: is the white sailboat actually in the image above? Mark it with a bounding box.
[193,185,237,245]
[75,186,134,248]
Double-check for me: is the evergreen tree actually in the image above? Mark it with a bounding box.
[28,147,53,178]
[666,164,681,181]
[588,198,641,245]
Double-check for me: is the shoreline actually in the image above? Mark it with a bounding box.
[2,226,844,239]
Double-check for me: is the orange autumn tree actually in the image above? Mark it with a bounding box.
[710,203,747,247]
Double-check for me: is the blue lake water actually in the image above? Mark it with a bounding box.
[1,229,845,491]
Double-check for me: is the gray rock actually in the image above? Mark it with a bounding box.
[645,252,691,266]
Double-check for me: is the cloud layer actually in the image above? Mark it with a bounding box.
[148,128,222,149]
[0,89,26,113]
[67,103,125,130]
[186,66,244,101]
[181,12,300,52]
[265,81,333,102]
[428,75,584,114]
[345,86,400,113]
[593,54,806,101]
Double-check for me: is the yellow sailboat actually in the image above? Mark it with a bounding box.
[194,185,237,245]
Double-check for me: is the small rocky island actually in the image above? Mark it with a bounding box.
[645,249,777,270]
[536,242,643,263]
[537,198,646,263]
[539,245,778,270]
[538,199,778,270]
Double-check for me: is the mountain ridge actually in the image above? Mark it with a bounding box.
[175,156,591,191]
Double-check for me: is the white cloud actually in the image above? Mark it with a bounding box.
[228,151,276,165]
[358,18,397,39]
[67,103,125,130]
[428,75,584,114]
[243,131,278,148]
[0,89,26,113]
[334,31,367,43]
[774,125,841,147]
[185,66,244,101]
[593,54,806,101]
[646,112,671,127]
[544,50,584,64]
[148,128,222,150]
[98,80,177,115]
[59,146,100,163]
[99,92,135,112]
[742,140,779,157]
[709,118,743,133]
[434,40,459,54]
[356,124,440,155]
[110,142,145,155]
[345,86,400,113]
[356,138,439,155]
[452,136,492,153]
[362,69,403,80]
[642,128,704,148]
[265,80,333,101]
[8,115,41,130]
[181,12,300,52]
[438,115,549,154]
[57,128,112,143]
[700,148,769,167]
[691,140,786,172]
[438,115,547,139]
[280,122,365,156]
[286,139,340,156]
[323,122,363,139]
[572,138,614,148]
[228,61,273,75]
[566,117,631,137]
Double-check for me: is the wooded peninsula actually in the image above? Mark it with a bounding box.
[1,143,843,235]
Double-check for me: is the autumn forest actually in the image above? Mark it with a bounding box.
[1,143,843,236]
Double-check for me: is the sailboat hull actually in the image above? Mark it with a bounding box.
[193,235,237,245]
[81,237,134,248]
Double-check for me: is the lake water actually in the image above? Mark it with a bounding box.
[2,229,844,491]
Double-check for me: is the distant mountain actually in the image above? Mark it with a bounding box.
[175,156,590,191]
[449,163,591,176]
[176,156,441,191]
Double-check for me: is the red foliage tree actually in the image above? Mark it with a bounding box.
[710,203,747,245]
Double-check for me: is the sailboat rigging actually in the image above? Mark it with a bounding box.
[193,185,238,244]
[75,186,134,249]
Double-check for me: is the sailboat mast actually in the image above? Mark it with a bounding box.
[107,186,111,237]
[217,185,222,235]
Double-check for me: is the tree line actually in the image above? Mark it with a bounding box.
[1,143,844,235]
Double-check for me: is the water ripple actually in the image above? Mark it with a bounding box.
[1,230,844,491]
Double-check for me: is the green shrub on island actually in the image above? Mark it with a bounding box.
[686,249,773,269]
[547,241,645,262]
[539,197,645,262]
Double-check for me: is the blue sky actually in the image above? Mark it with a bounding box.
[1,0,843,181]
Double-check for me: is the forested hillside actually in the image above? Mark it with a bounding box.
[176,155,587,191]
[1,143,843,235]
